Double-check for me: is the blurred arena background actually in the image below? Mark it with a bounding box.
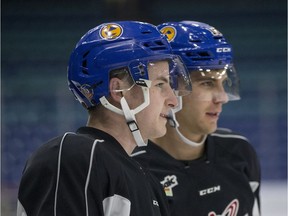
[1,0,287,215]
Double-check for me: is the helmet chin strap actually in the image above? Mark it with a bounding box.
[120,96,146,147]
[175,127,207,147]
[168,97,206,147]
[99,86,150,147]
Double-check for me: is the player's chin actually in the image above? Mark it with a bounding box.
[207,124,218,134]
[159,128,167,137]
[153,125,167,139]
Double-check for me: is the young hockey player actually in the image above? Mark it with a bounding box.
[133,21,261,216]
[17,21,192,216]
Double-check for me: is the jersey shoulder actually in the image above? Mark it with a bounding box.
[24,132,100,171]
[210,128,256,154]
[209,128,260,174]
[211,128,249,142]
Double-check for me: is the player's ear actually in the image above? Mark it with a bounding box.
[109,77,123,102]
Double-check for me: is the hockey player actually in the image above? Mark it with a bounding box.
[17,21,192,216]
[132,21,261,216]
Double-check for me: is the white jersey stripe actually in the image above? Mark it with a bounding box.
[210,133,249,142]
[130,150,147,157]
[250,181,261,216]
[85,139,104,216]
[54,132,75,216]
[103,194,131,216]
[17,200,27,216]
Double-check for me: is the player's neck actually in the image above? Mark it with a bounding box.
[153,126,206,161]
[87,110,138,155]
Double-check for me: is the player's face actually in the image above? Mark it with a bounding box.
[135,60,178,140]
[176,70,229,138]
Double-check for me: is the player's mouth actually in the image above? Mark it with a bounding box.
[160,113,169,119]
[206,112,220,119]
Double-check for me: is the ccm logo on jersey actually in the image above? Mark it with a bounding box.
[216,47,231,53]
[199,185,221,196]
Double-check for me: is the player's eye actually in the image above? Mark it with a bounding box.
[199,80,215,87]
[155,82,166,88]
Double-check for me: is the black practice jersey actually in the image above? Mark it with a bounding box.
[132,129,261,216]
[17,127,170,216]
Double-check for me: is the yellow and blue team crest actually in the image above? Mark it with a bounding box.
[159,26,177,42]
[100,23,123,40]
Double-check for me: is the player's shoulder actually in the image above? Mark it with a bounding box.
[62,131,102,145]
[210,128,249,142]
[131,140,173,166]
[29,132,94,158]
[132,140,167,157]
[209,128,257,156]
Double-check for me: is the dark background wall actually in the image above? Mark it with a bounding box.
[2,0,287,214]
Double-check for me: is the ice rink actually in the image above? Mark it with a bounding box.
[261,181,287,216]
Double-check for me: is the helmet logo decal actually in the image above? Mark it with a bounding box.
[160,175,178,197]
[100,23,123,40]
[160,26,177,42]
[80,84,94,100]
[72,80,94,100]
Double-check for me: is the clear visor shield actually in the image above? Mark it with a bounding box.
[190,65,240,102]
[167,56,192,96]
[127,55,192,96]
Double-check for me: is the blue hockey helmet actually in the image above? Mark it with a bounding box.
[68,21,192,109]
[158,21,240,101]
